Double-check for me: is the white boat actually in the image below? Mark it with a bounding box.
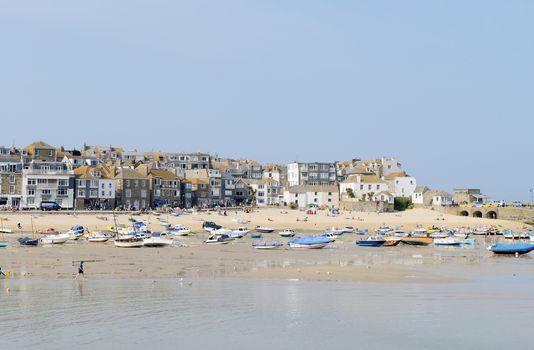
[255,226,275,233]
[143,233,173,247]
[167,225,191,236]
[230,227,249,238]
[40,233,70,245]
[114,236,144,248]
[87,232,113,243]
[322,232,337,242]
[212,228,233,236]
[429,231,450,238]
[324,227,346,236]
[279,229,296,237]
[0,228,12,234]
[433,237,463,246]
[204,233,233,245]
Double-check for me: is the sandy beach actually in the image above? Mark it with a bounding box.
[0,208,531,283]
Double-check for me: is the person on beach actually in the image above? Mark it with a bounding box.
[0,267,5,277]
[17,223,22,230]
[75,261,84,279]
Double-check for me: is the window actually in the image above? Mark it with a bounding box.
[125,189,132,198]
[328,192,332,196]
[48,150,53,156]
[28,179,36,186]
[38,179,47,185]
[28,189,35,196]
[141,189,147,198]
[101,183,105,189]
[109,191,112,196]
[376,185,380,190]
[328,198,332,202]
[27,197,34,205]
[58,179,68,187]
[90,189,98,197]
[109,183,112,188]
[58,189,67,196]
[9,175,15,183]
[101,191,105,197]
[78,189,85,197]
[78,179,86,187]
[35,150,40,156]
[368,185,371,190]
[134,180,139,187]
[125,180,130,187]
[90,180,98,187]
[9,185,15,194]
[360,185,364,190]
[258,191,264,197]
[42,189,51,195]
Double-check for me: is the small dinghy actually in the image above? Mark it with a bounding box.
[434,237,463,246]
[87,232,113,243]
[205,233,234,245]
[401,237,433,246]
[143,232,173,247]
[488,243,534,255]
[230,227,249,238]
[0,240,8,248]
[114,236,144,248]
[250,233,263,239]
[167,225,191,236]
[18,237,39,246]
[255,226,275,233]
[279,229,296,237]
[356,236,386,247]
[40,233,70,245]
[288,236,331,249]
[252,240,284,250]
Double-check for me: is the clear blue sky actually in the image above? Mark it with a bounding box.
[1,1,532,201]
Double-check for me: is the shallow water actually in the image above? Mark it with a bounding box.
[1,275,534,350]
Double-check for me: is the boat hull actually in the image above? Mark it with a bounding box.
[489,244,534,255]
[289,243,328,249]
[356,240,385,247]
[114,240,144,248]
[401,237,433,246]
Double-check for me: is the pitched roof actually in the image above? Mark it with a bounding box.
[242,178,279,186]
[342,174,385,184]
[149,169,179,180]
[383,172,410,180]
[25,141,55,150]
[115,168,149,180]
[414,186,429,193]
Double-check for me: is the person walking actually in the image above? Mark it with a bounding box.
[75,261,85,279]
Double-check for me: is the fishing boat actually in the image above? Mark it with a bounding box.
[488,243,534,255]
[322,232,337,242]
[204,233,233,245]
[279,229,296,237]
[230,227,249,238]
[354,228,368,235]
[66,225,85,240]
[288,236,331,249]
[324,227,346,236]
[252,240,284,250]
[114,235,144,248]
[167,225,191,236]
[255,226,275,233]
[433,237,463,246]
[40,233,70,245]
[203,221,222,232]
[429,231,450,239]
[401,237,433,246]
[376,227,393,235]
[356,236,386,247]
[502,230,528,240]
[250,233,263,239]
[384,236,402,246]
[143,232,173,247]
[18,237,39,246]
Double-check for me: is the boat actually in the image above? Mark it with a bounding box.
[322,232,337,242]
[356,236,386,247]
[66,225,85,240]
[250,233,263,239]
[0,240,7,248]
[143,233,173,247]
[488,243,534,255]
[18,237,39,246]
[324,227,346,236]
[384,236,402,246]
[354,228,368,235]
[167,225,191,236]
[230,227,249,238]
[288,236,331,249]
[341,227,354,234]
[502,230,528,240]
[203,221,222,232]
[114,236,144,248]
[529,233,534,243]
[462,238,476,245]
[252,240,284,250]
[401,237,433,246]
[279,229,296,237]
[255,226,275,233]
[158,221,171,228]
[376,227,393,235]
[204,233,233,245]
[0,228,12,234]
[433,237,463,246]
[429,231,450,239]
[40,233,70,245]
[87,232,113,243]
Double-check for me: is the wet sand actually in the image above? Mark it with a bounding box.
[0,208,531,283]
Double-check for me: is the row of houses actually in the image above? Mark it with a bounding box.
[0,141,429,210]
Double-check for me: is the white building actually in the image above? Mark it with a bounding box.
[384,172,417,198]
[412,186,429,205]
[283,185,339,208]
[21,161,75,209]
[340,174,389,202]
[430,190,453,206]
[287,162,336,187]
[243,178,280,206]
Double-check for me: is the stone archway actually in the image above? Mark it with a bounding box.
[460,210,469,217]
[486,211,497,219]
[473,211,483,218]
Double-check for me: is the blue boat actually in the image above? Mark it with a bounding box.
[288,236,331,249]
[250,233,263,238]
[17,237,39,246]
[489,243,534,255]
[356,236,386,247]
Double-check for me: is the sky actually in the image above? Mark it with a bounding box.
[0,1,532,201]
